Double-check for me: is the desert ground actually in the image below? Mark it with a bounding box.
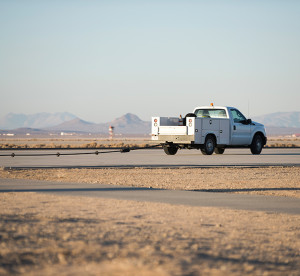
[0,191,300,276]
[0,138,300,275]
[0,136,300,149]
[0,137,152,149]
[1,166,300,275]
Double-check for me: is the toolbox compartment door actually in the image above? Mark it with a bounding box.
[219,119,230,145]
[202,118,219,130]
[158,126,187,135]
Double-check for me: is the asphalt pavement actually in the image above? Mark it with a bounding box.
[0,148,300,169]
[0,178,299,215]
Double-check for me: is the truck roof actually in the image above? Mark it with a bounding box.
[193,106,234,111]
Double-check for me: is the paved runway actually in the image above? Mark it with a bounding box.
[0,148,299,169]
[1,178,300,215]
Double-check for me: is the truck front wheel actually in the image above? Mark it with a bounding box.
[163,145,178,155]
[201,135,215,155]
[250,134,263,155]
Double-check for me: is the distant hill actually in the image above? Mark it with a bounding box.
[0,112,150,134]
[46,113,150,134]
[0,112,77,129]
[0,128,49,135]
[264,126,300,136]
[46,118,102,133]
[252,112,300,128]
[107,113,150,134]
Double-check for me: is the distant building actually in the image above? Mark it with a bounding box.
[292,133,300,137]
[61,132,74,136]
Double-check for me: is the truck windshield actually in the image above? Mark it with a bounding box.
[194,109,227,118]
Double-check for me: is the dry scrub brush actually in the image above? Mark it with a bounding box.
[0,143,151,149]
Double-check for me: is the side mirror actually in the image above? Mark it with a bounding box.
[241,119,252,125]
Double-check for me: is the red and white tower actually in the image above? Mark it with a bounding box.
[109,125,114,140]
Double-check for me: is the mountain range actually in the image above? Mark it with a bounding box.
[0,113,151,135]
[0,111,300,136]
[46,113,150,134]
[0,112,77,130]
[252,112,300,128]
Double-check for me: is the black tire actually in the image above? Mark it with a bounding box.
[163,146,178,155]
[200,149,207,155]
[201,135,215,155]
[214,148,225,154]
[183,113,196,125]
[185,113,196,118]
[250,134,263,155]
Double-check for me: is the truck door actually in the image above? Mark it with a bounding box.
[229,109,251,145]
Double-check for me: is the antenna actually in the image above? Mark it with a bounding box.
[248,100,250,118]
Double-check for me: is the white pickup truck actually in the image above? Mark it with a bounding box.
[152,105,267,155]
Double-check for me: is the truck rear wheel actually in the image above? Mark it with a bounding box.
[214,148,225,154]
[201,135,215,155]
[163,145,178,155]
[250,134,263,155]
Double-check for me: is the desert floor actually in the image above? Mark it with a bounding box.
[1,167,300,275]
[1,167,299,198]
[1,136,300,149]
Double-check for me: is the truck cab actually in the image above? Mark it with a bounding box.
[152,106,267,155]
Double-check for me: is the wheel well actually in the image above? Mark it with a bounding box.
[252,132,266,145]
[205,134,217,144]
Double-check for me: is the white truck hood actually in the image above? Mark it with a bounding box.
[252,121,264,127]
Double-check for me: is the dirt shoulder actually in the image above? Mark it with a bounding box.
[1,192,300,276]
[1,167,299,198]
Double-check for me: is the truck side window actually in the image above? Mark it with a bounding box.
[195,109,209,117]
[217,110,226,118]
[230,109,246,123]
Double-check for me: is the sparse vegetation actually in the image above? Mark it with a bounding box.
[0,142,152,149]
[265,143,298,148]
[0,137,300,149]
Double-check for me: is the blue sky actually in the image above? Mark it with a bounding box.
[1,0,299,123]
